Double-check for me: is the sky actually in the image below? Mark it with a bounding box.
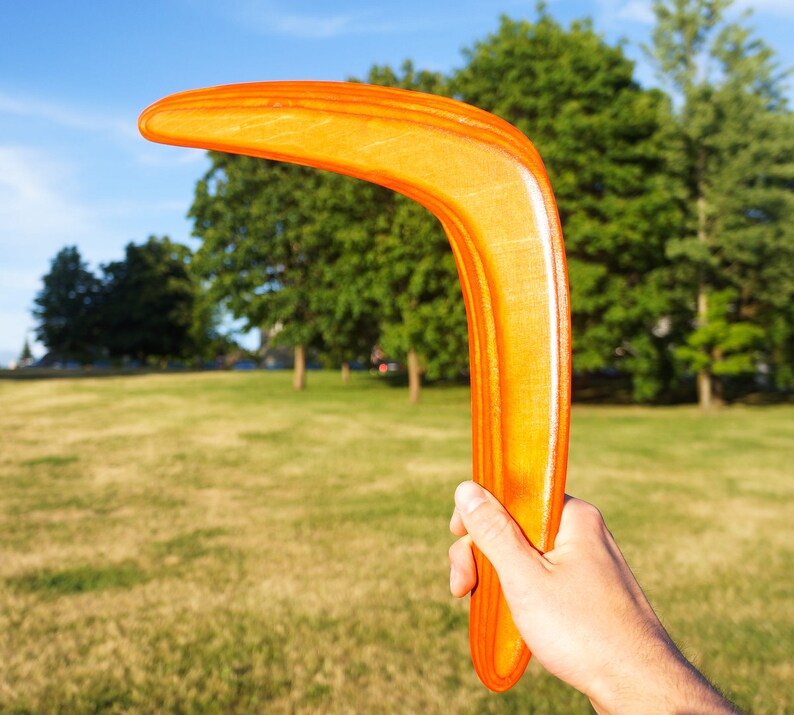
[1,0,792,366]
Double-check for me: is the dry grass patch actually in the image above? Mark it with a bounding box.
[0,373,791,713]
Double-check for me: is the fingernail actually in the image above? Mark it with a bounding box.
[455,481,487,514]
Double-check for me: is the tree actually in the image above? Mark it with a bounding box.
[100,236,196,363]
[32,246,101,361]
[190,62,468,400]
[370,184,470,401]
[361,61,471,402]
[304,174,382,383]
[190,155,340,389]
[18,337,33,367]
[190,60,507,401]
[188,279,239,366]
[453,12,684,400]
[650,0,794,406]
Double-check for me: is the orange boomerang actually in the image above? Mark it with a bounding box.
[139,82,571,692]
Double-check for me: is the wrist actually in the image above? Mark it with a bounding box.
[586,633,738,715]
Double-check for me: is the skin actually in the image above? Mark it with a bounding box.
[449,481,741,714]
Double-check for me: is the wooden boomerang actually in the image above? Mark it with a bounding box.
[139,81,571,692]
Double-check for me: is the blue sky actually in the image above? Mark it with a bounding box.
[1,0,791,366]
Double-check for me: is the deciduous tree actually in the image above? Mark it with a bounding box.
[361,61,470,402]
[304,174,382,382]
[190,61,470,400]
[190,155,348,389]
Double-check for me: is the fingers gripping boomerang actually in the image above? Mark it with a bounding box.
[139,82,571,692]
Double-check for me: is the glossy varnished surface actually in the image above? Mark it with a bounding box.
[139,82,571,691]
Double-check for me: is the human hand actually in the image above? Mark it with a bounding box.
[449,482,739,714]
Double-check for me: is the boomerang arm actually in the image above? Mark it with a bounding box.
[139,81,571,692]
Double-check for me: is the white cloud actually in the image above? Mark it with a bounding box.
[0,146,94,244]
[616,0,655,25]
[224,0,406,39]
[135,145,208,167]
[736,0,794,18]
[266,10,358,38]
[0,146,196,266]
[0,146,98,355]
[0,89,209,177]
[592,0,655,28]
[0,89,208,172]
[0,92,137,141]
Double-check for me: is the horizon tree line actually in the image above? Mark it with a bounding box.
[31,1,794,406]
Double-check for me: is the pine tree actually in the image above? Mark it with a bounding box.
[18,337,33,366]
[32,246,100,361]
[650,0,794,405]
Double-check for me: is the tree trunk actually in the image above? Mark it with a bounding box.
[696,365,712,410]
[696,285,712,410]
[407,348,421,404]
[293,344,306,391]
[340,361,351,385]
[712,348,725,406]
[695,174,713,411]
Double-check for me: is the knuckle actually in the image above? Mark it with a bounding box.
[448,537,469,562]
[571,499,604,527]
[581,502,604,524]
[569,499,611,543]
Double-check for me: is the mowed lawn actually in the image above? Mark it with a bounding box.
[0,372,791,714]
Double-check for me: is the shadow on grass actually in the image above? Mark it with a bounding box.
[9,562,148,597]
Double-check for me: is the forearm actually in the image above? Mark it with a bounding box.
[588,636,741,715]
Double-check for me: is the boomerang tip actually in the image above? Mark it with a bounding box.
[138,94,183,147]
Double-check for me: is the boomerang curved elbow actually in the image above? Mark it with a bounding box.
[139,81,571,692]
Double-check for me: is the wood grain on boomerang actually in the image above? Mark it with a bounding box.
[139,81,571,692]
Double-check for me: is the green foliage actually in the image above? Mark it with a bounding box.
[100,236,197,362]
[188,276,239,363]
[32,245,101,361]
[355,62,470,380]
[453,13,684,400]
[674,289,765,375]
[650,0,794,398]
[178,12,791,401]
[28,5,780,402]
[190,61,469,382]
[32,238,223,364]
[190,155,379,364]
[301,174,383,366]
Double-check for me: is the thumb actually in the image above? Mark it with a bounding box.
[454,481,544,591]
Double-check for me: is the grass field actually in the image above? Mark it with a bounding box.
[0,371,791,714]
